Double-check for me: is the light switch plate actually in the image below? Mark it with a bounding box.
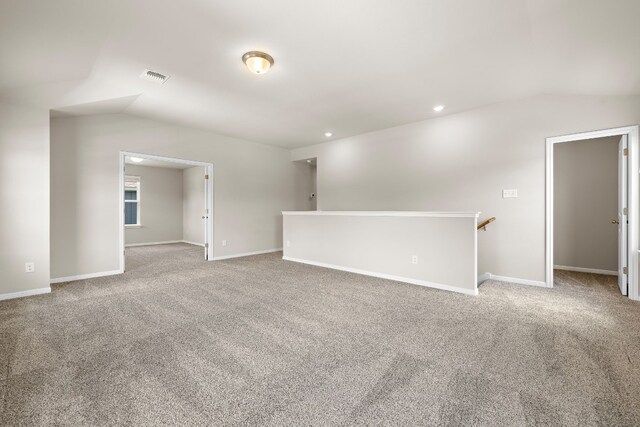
[502,189,518,198]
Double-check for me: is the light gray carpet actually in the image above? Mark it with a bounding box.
[2,243,640,426]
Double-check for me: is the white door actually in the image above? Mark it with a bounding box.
[203,169,210,260]
[618,135,628,295]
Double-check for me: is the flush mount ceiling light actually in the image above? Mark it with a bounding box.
[433,105,445,112]
[242,51,274,74]
[324,132,333,137]
[129,157,144,163]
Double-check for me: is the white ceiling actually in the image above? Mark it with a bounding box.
[1,0,639,148]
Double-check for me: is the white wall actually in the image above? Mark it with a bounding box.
[50,113,312,279]
[124,164,184,246]
[182,166,205,245]
[554,136,618,271]
[283,212,478,295]
[292,95,640,283]
[0,100,50,296]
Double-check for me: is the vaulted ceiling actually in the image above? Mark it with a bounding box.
[1,0,639,148]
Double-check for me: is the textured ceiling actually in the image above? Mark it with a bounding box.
[1,0,639,148]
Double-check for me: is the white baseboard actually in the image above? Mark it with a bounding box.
[283,256,478,296]
[182,240,205,247]
[477,273,491,285]
[125,240,183,247]
[0,287,51,301]
[554,265,618,276]
[50,269,123,284]
[213,248,282,261]
[483,273,547,288]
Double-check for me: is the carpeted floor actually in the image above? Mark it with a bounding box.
[2,243,640,426]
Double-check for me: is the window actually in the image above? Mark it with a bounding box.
[124,176,140,226]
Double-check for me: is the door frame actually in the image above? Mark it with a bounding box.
[119,151,215,272]
[545,125,640,301]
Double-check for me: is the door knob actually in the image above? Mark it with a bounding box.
[612,219,620,224]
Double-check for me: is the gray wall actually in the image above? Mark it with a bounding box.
[4,94,640,297]
[554,136,619,271]
[50,113,312,279]
[182,166,205,245]
[124,164,184,246]
[311,164,317,211]
[292,161,315,212]
[0,100,50,295]
[292,94,640,282]
[283,213,478,294]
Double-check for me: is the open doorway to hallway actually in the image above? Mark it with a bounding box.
[546,126,640,301]
[119,152,214,272]
[293,157,317,210]
[553,136,623,296]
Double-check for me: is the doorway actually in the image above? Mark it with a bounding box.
[294,157,317,210]
[119,152,214,272]
[546,126,640,301]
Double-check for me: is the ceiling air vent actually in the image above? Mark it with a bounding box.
[140,69,170,84]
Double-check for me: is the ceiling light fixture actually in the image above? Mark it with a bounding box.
[324,132,333,137]
[242,51,274,74]
[433,105,445,112]
[129,157,144,163]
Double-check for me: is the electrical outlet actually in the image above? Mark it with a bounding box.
[286,240,291,247]
[412,255,418,265]
[25,262,35,273]
[502,189,518,198]
[222,240,227,247]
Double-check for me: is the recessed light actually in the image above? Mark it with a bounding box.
[242,51,274,74]
[129,157,144,163]
[306,159,312,163]
[433,105,444,112]
[324,132,333,137]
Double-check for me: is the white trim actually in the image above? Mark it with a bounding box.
[205,163,214,261]
[546,126,639,144]
[283,256,478,296]
[50,269,122,284]
[486,274,547,288]
[182,240,205,247]
[125,240,183,247]
[473,217,478,289]
[0,287,51,301]
[553,265,618,276]
[477,273,491,285]
[629,127,639,301]
[119,153,125,276]
[213,248,282,261]
[282,211,481,218]
[123,151,212,167]
[124,175,141,226]
[546,126,640,300]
